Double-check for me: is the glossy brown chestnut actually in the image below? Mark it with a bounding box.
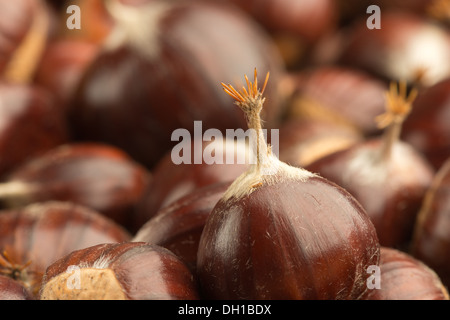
[221,0,338,67]
[34,38,100,112]
[0,275,34,300]
[68,0,284,169]
[134,138,251,230]
[197,70,380,300]
[306,83,435,248]
[0,0,36,74]
[0,82,67,177]
[338,11,450,87]
[278,117,362,168]
[134,181,231,272]
[0,143,150,231]
[0,201,131,297]
[39,242,200,300]
[411,158,450,288]
[402,78,450,171]
[284,66,388,136]
[365,247,449,300]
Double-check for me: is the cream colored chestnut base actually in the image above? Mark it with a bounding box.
[40,268,127,300]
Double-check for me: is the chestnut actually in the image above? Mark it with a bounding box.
[68,0,284,169]
[284,66,388,136]
[411,158,450,288]
[39,242,200,300]
[0,274,34,300]
[221,0,338,68]
[0,143,151,231]
[365,247,449,300]
[134,138,251,230]
[0,201,131,297]
[34,38,100,112]
[402,78,450,170]
[338,11,450,87]
[305,82,435,248]
[0,82,67,177]
[0,0,37,75]
[278,117,362,168]
[133,181,231,272]
[196,70,380,299]
[2,0,52,84]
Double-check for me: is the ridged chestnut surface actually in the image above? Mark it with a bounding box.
[40,242,200,300]
[365,247,449,300]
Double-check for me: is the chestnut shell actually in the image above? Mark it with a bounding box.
[68,0,284,169]
[134,181,231,272]
[365,247,449,300]
[40,242,200,300]
[4,142,151,230]
[197,175,380,300]
[305,139,435,248]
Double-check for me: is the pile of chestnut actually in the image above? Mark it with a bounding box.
[1,0,450,301]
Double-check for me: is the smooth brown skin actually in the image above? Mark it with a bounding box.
[0,83,67,177]
[34,38,100,112]
[0,0,36,73]
[411,159,450,288]
[68,0,284,169]
[365,247,449,300]
[41,242,200,300]
[337,12,450,86]
[306,139,434,248]
[134,139,249,230]
[5,143,151,230]
[197,175,380,300]
[228,0,338,44]
[279,117,362,168]
[402,79,450,171]
[134,181,231,272]
[0,275,34,300]
[0,201,131,296]
[286,66,388,135]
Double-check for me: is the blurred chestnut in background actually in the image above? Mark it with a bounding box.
[34,38,100,112]
[402,78,450,171]
[0,82,67,177]
[219,0,338,67]
[0,201,131,297]
[365,247,449,300]
[278,117,362,168]
[68,0,285,169]
[134,138,251,231]
[40,242,200,300]
[306,82,435,248]
[0,143,150,231]
[0,275,34,300]
[338,11,450,87]
[134,181,231,272]
[411,158,450,288]
[284,66,388,136]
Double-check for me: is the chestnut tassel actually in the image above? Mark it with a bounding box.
[196,69,380,300]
